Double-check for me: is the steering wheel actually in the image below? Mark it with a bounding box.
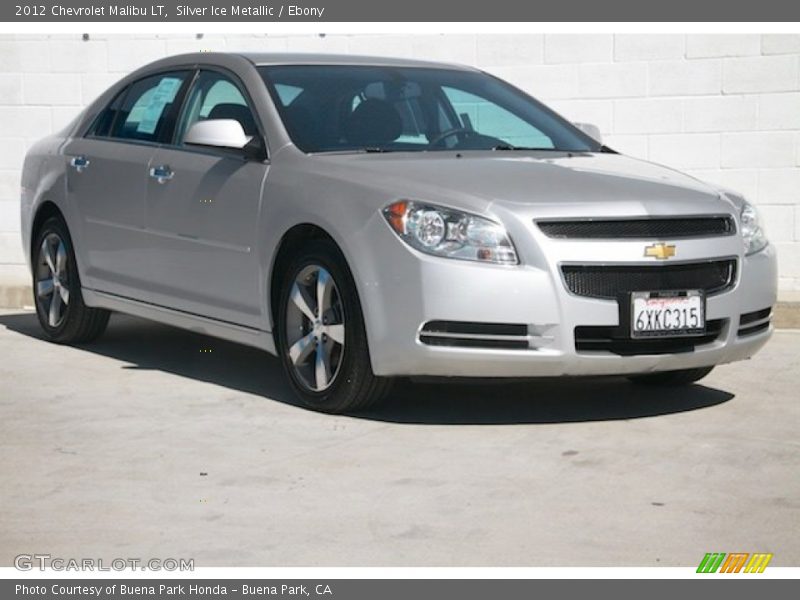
[428,127,478,148]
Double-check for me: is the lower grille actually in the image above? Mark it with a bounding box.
[738,307,772,337]
[562,260,736,300]
[419,321,529,350]
[575,319,726,355]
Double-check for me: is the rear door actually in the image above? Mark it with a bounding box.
[144,68,269,328]
[64,70,191,300]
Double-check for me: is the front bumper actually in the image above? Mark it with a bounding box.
[355,212,778,378]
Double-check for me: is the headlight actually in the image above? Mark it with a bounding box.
[740,202,768,255]
[383,200,518,265]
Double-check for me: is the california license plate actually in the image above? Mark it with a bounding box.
[630,291,705,338]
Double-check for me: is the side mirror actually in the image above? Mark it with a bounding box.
[185,119,251,149]
[574,122,602,145]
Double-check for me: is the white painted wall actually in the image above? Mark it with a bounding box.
[1,33,799,290]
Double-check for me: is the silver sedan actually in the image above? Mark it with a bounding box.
[21,52,777,412]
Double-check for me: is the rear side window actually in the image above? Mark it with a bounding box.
[88,89,125,138]
[109,71,190,143]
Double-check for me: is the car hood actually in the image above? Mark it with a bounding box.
[315,151,734,218]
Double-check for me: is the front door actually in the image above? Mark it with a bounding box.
[144,69,268,328]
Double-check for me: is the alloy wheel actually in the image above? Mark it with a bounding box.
[284,264,346,392]
[35,232,70,328]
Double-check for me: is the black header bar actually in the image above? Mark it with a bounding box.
[4,578,798,600]
[4,0,800,22]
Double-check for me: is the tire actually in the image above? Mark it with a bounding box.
[627,366,714,386]
[275,239,392,413]
[32,216,110,344]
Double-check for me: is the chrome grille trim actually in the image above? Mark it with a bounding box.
[419,321,530,350]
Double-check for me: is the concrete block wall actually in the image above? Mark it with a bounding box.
[1,33,799,293]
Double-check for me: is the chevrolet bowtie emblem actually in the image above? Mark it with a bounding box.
[644,243,676,260]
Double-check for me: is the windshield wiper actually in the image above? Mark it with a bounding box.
[491,144,570,151]
[361,146,395,153]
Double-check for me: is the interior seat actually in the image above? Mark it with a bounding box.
[344,99,402,147]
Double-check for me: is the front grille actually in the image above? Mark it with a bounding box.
[561,260,736,300]
[738,307,772,337]
[575,319,726,355]
[419,321,529,350]
[538,216,735,239]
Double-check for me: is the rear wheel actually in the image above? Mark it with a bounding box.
[627,366,714,386]
[275,240,392,413]
[32,216,110,344]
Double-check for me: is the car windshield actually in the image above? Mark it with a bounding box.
[258,65,600,154]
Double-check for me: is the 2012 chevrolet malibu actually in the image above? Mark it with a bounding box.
[21,52,777,412]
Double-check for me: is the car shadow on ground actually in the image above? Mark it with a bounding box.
[0,311,734,425]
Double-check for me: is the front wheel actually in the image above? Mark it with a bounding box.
[627,366,714,386]
[275,240,392,413]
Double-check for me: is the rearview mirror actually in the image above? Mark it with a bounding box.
[574,122,602,144]
[185,119,251,149]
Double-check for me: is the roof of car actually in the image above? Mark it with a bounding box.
[234,52,476,70]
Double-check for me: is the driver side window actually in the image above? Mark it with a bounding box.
[175,70,260,146]
[441,86,554,149]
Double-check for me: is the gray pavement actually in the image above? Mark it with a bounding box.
[0,309,798,567]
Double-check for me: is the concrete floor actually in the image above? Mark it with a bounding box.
[0,309,798,567]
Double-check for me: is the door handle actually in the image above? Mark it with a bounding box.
[69,155,90,173]
[149,165,174,184]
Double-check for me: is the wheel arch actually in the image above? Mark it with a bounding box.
[268,223,345,332]
[30,201,67,262]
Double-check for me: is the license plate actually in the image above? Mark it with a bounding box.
[631,291,705,338]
